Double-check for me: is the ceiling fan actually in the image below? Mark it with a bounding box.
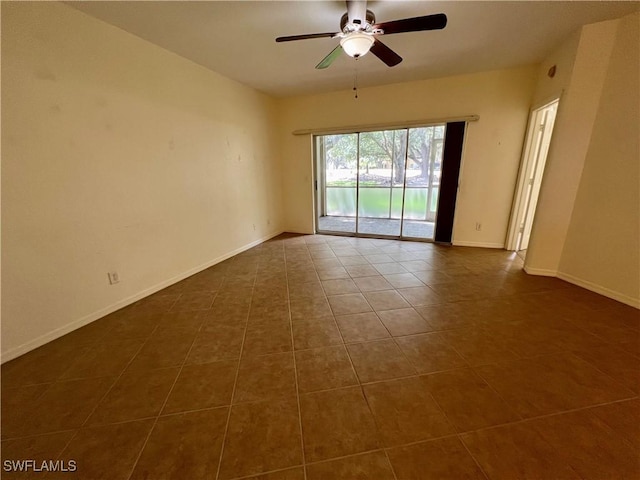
[275,0,447,69]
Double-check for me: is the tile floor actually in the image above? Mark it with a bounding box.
[2,233,639,480]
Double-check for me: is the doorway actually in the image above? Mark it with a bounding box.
[315,125,445,241]
[507,99,559,256]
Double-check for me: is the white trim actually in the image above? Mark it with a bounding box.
[557,271,640,309]
[452,240,504,249]
[1,230,284,363]
[293,115,479,136]
[523,266,558,276]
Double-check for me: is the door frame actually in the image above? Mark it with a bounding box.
[506,98,560,251]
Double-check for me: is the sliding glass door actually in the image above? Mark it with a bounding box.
[315,125,445,241]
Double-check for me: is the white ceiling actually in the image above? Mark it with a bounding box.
[69,1,639,98]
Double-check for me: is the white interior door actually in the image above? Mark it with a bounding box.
[519,102,558,250]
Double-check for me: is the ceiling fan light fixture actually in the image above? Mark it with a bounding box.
[340,32,374,58]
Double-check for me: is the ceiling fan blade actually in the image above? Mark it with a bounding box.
[374,13,447,35]
[346,0,368,25]
[370,39,402,67]
[316,45,343,69]
[276,32,338,42]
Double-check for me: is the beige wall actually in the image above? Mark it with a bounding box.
[279,66,537,247]
[526,13,639,307]
[525,19,619,276]
[558,13,640,305]
[1,3,283,360]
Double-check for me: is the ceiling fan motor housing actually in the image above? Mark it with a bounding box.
[340,10,376,32]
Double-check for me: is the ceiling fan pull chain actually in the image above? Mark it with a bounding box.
[353,61,359,99]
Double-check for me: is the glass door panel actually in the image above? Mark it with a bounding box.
[357,130,406,236]
[358,130,406,237]
[401,126,445,240]
[318,134,358,233]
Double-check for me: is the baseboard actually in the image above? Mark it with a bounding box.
[451,240,505,249]
[523,266,558,277]
[557,271,640,309]
[1,230,284,364]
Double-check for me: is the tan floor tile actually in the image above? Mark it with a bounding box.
[163,360,237,414]
[332,247,360,257]
[246,467,305,479]
[1,342,92,388]
[288,281,326,301]
[339,255,370,266]
[363,290,410,312]
[153,311,207,337]
[572,344,640,394]
[292,317,343,349]
[396,333,467,374]
[328,293,373,316]
[387,437,486,480]
[335,312,391,343]
[306,451,395,480]
[383,273,425,288]
[131,408,228,480]
[295,346,358,393]
[290,297,333,321]
[424,368,520,431]
[363,377,455,446]
[353,275,394,292]
[106,312,163,341]
[1,431,76,474]
[60,420,154,480]
[170,292,216,312]
[219,399,303,479]
[476,353,635,418]
[60,339,144,380]
[439,327,520,366]
[462,422,582,479]
[21,377,115,436]
[183,272,224,292]
[2,384,51,439]
[347,340,415,383]
[345,264,380,278]
[529,409,640,479]
[373,263,407,275]
[588,398,640,450]
[321,278,360,295]
[377,308,432,336]
[88,368,179,425]
[398,260,432,272]
[185,326,245,364]
[411,269,456,285]
[243,322,292,356]
[234,352,296,404]
[300,387,381,462]
[397,286,442,307]
[287,270,320,285]
[126,333,196,372]
[316,266,350,280]
[313,258,343,269]
[414,302,482,331]
[364,254,394,264]
[5,235,638,479]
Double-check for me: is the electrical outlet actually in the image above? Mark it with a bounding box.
[475,222,482,231]
[267,219,271,226]
[107,271,120,285]
[253,223,256,231]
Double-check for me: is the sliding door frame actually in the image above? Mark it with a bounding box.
[314,121,467,243]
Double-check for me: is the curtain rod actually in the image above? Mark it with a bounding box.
[292,115,480,136]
